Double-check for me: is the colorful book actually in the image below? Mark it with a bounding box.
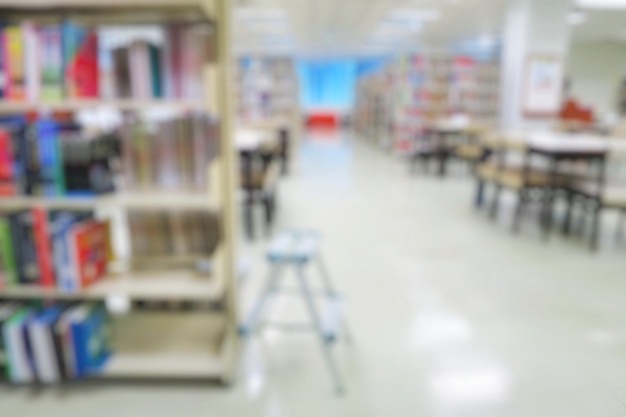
[67,220,108,292]
[23,21,40,102]
[0,128,15,195]
[51,213,77,293]
[61,21,86,99]
[32,208,55,288]
[3,25,25,101]
[74,30,98,98]
[0,217,18,287]
[0,23,6,98]
[3,306,36,383]
[27,305,64,383]
[69,303,110,378]
[38,26,63,101]
[37,119,65,196]
[9,211,39,286]
[0,302,22,380]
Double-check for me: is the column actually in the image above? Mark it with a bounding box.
[499,0,574,129]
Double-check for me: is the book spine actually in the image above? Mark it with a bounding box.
[61,21,85,99]
[66,224,82,293]
[75,30,99,98]
[5,26,25,101]
[38,26,63,102]
[0,24,6,98]
[0,218,18,287]
[32,208,55,288]
[23,22,40,102]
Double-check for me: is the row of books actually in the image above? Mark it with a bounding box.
[0,117,118,197]
[129,211,218,258]
[0,301,110,383]
[0,209,110,291]
[120,114,219,191]
[0,21,212,102]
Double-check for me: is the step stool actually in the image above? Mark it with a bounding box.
[239,230,351,394]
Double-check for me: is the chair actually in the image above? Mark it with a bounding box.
[240,139,281,239]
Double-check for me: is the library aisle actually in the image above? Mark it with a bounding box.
[5,131,626,416]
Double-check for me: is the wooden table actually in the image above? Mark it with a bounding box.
[475,130,626,249]
[413,120,476,176]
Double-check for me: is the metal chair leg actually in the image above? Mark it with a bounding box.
[240,263,284,336]
[315,254,353,345]
[295,264,346,395]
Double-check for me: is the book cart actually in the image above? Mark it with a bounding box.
[0,0,238,384]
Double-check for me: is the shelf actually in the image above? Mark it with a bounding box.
[97,311,232,379]
[0,99,206,114]
[0,269,224,301]
[0,191,217,211]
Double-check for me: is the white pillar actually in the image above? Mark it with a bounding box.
[500,0,573,129]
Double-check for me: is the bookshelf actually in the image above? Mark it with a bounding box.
[0,0,238,384]
[353,53,500,153]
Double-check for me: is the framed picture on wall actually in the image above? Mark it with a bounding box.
[523,55,564,117]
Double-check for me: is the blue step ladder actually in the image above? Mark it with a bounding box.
[239,231,351,394]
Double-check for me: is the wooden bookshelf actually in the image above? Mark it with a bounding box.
[0,0,238,384]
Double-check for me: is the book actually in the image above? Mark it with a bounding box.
[36,118,65,196]
[74,30,99,98]
[54,305,79,379]
[68,303,110,378]
[27,305,64,383]
[0,23,5,98]
[38,26,63,101]
[128,41,150,99]
[0,217,18,287]
[112,46,131,99]
[3,25,25,100]
[61,21,86,99]
[9,211,40,285]
[67,220,108,292]
[0,128,16,195]
[32,208,56,288]
[23,21,40,102]
[51,212,80,293]
[0,302,22,380]
[3,306,36,383]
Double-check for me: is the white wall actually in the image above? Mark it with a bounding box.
[566,41,626,118]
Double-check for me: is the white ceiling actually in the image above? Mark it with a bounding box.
[232,0,626,57]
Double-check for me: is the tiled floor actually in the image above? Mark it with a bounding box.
[4,130,626,416]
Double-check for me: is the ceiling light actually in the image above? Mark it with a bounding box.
[387,9,441,22]
[577,0,626,8]
[234,7,287,20]
[568,10,587,24]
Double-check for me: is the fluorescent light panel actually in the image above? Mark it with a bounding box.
[577,0,626,8]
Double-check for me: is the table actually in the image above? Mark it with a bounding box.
[412,119,476,176]
[475,130,626,249]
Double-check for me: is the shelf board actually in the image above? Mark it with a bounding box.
[97,311,231,380]
[0,269,224,301]
[0,99,206,114]
[0,191,217,211]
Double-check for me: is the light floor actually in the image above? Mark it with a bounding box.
[4,131,626,416]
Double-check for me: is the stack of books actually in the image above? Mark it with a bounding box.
[0,117,118,197]
[120,114,219,191]
[128,211,218,259]
[0,302,110,383]
[0,209,110,292]
[0,21,212,102]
